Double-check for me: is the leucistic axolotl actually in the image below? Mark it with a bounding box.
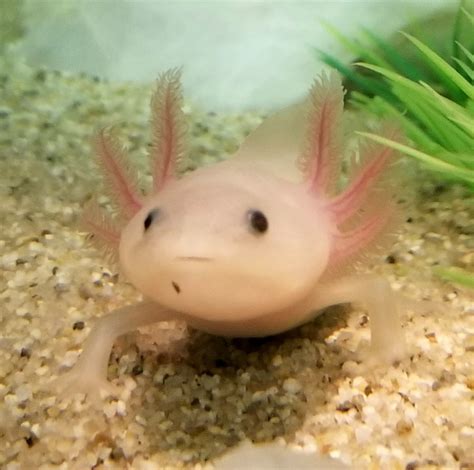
[59,69,405,396]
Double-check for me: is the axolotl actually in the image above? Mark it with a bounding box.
[59,70,405,395]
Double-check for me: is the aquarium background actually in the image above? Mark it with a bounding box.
[6,0,457,109]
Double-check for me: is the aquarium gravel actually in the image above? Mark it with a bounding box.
[0,56,473,469]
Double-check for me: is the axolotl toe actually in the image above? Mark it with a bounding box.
[59,70,405,396]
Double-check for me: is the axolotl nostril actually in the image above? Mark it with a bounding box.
[58,69,405,396]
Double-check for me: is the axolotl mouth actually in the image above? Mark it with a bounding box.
[172,256,215,294]
[176,256,214,262]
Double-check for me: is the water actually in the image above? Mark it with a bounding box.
[0,1,472,469]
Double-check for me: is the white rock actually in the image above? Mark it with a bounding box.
[283,378,302,394]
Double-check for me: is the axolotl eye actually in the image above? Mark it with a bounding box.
[247,209,268,235]
[144,208,160,232]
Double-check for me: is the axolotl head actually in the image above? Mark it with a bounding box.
[119,162,332,321]
[88,70,397,325]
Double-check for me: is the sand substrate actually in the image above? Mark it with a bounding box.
[0,54,473,469]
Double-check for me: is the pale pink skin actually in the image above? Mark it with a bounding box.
[58,70,405,396]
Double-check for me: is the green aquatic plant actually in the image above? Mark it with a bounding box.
[433,266,474,289]
[317,2,473,187]
[317,0,474,288]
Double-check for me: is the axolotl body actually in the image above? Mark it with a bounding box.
[60,70,405,395]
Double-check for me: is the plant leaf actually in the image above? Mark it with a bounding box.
[453,0,474,75]
[316,50,393,100]
[433,266,474,289]
[455,41,474,65]
[418,81,474,137]
[357,132,474,185]
[359,27,424,80]
[322,22,391,68]
[452,57,474,81]
[402,32,474,100]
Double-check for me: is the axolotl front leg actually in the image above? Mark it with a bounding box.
[56,302,176,397]
[57,275,404,398]
[306,274,406,364]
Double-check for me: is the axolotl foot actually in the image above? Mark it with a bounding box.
[53,361,119,402]
[54,301,176,401]
[306,274,408,366]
